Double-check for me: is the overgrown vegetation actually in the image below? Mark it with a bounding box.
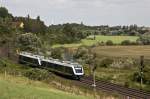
[1,6,150,95]
[133,65,150,85]
[16,33,41,52]
[69,46,150,91]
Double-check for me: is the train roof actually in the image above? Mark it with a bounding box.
[19,52,82,68]
[42,58,82,68]
[19,52,44,59]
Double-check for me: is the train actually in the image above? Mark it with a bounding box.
[18,52,84,79]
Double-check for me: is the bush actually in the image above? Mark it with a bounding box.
[137,34,150,45]
[24,68,51,81]
[100,58,113,68]
[124,81,130,88]
[106,40,113,45]
[51,47,65,59]
[73,47,88,59]
[121,40,131,45]
[16,33,41,51]
[133,66,150,85]
[130,41,138,45]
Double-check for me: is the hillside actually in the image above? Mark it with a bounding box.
[0,74,93,99]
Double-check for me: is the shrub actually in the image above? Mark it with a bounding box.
[133,66,150,85]
[73,47,88,59]
[100,58,113,68]
[24,68,51,81]
[16,33,41,51]
[137,34,150,45]
[106,40,113,45]
[124,81,130,88]
[130,41,138,45]
[121,40,131,45]
[51,47,65,59]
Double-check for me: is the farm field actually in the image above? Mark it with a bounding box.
[0,74,93,99]
[92,45,150,58]
[53,35,139,48]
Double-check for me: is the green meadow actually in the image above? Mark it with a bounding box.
[53,35,139,48]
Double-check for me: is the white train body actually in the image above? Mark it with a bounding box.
[18,52,84,79]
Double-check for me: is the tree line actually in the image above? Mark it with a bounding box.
[1,6,150,52]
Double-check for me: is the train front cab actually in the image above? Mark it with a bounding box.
[73,66,84,80]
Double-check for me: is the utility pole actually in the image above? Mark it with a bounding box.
[92,62,97,87]
[140,56,144,89]
[92,65,97,99]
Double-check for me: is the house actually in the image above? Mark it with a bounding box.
[11,21,24,29]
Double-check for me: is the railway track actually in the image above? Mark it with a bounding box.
[78,76,150,99]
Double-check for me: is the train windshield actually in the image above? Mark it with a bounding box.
[75,67,82,73]
[73,64,83,73]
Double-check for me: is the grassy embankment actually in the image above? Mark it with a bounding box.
[52,35,139,48]
[0,58,94,99]
[0,74,93,99]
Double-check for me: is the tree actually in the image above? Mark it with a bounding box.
[16,33,41,52]
[137,33,150,45]
[73,46,89,59]
[62,23,77,43]
[0,7,12,18]
[133,66,150,85]
[84,50,98,75]
[51,47,64,59]
[27,14,30,20]
[36,16,40,21]
[23,15,47,34]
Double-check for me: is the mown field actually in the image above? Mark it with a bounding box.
[0,74,93,99]
[52,35,139,48]
[92,45,150,58]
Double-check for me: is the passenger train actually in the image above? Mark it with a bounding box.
[18,52,84,79]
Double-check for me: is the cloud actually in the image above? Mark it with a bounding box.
[1,0,150,26]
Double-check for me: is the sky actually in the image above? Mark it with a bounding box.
[1,0,150,26]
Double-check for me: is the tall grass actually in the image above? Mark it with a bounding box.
[0,73,94,99]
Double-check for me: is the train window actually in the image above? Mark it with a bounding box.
[65,66,73,74]
[42,61,46,67]
[75,68,82,73]
[33,59,38,65]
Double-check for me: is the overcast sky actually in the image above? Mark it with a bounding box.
[1,0,150,26]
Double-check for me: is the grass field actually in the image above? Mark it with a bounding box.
[53,35,139,48]
[0,74,93,99]
[92,45,150,58]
